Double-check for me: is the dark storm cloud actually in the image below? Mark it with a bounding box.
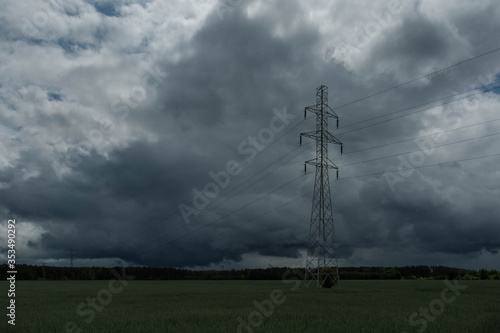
[1,0,499,269]
[155,7,320,127]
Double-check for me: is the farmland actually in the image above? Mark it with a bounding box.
[1,279,499,333]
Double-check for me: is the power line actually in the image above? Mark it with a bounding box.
[192,143,313,217]
[120,118,311,250]
[121,110,499,265]
[138,151,500,257]
[340,81,500,130]
[124,101,499,259]
[336,84,500,137]
[120,143,313,255]
[122,142,314,253]
[198,143,312,210]
[119,66,499,257]
[339,151,500,181]
[120,115,315,253]
[334,117,500,158]
[126,49,500,264]
[141,172,311,255]
[125,89,497,255]
[115,57,500,262]
[157,126,500,260]
[330,45,500,111]
[338,130,500,168]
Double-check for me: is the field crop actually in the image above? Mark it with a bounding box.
[1,280,499,333]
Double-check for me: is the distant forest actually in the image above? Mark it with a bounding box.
[1,264,498,281]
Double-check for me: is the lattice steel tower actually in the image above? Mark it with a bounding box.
[300,85,343,288]
[68,248,77,268]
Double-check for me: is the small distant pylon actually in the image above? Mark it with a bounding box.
[300,85,343,288]
[68,248,77,268]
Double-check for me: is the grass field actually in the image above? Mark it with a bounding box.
[1,279,499,333]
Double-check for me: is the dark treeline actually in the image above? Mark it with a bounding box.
[1,264,498,281]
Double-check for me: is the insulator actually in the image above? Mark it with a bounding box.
[336,170,339,179]
[341,145,343,154]
[337,119,339,129]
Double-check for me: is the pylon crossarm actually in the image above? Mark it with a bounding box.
[325,105,339,119]
[305,105,319,115]
[304,159,316,173]
[324,132,342,145]
[305,105,339,119]
[305,160,336,173]
[326,158,338,169]
[323,163,337,169]
[300,131,318,141]
[307,160,337,169]
[301,132,340,145]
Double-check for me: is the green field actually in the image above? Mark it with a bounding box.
[1,280,499,333]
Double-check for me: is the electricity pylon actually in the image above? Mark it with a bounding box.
[68,248,77,268]
[300,85,343,288]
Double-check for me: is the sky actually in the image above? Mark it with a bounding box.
[0,0,499,270]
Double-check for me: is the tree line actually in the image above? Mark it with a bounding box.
[1,264,498,281]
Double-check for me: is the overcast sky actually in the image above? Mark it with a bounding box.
[1,0,499,270]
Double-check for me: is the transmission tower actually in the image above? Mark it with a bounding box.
[68,248,77,268]
[300,85,343,288]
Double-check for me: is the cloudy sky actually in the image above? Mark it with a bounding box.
[1,0,499,270]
